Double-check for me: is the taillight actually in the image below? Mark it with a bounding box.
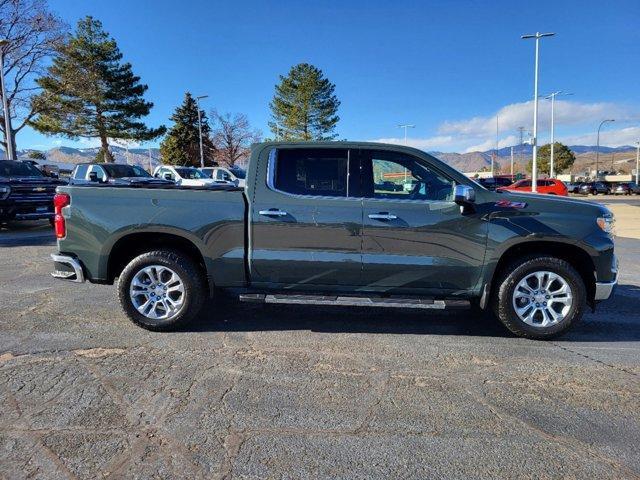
[53,193,70,238]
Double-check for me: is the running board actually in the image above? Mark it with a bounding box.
[239,293,469,310]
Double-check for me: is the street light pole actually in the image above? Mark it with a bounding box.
[196,95,209,168]
[544,91,572,178]
[0,39,15,160]
[510,146,514,176]
[398,124,414,182]
[398,124,415,145]
[635,141,639,185]
[522,32,554,192]
[595,119,614,179]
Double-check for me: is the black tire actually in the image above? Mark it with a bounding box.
[117,249,207,331]
[491,255,586,340]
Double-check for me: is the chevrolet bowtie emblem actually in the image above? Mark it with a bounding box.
[33,187,46,192]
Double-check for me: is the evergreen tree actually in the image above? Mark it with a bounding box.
[29,16,164,162]
[160,93,216,167]
[269,63,340,141]
[527,142,576,175]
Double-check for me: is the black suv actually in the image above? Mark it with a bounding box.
[579,181,611,195]
[0,160,66,223]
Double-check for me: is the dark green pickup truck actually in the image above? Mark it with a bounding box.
[51,142,617,339]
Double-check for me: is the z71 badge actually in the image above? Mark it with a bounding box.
[495,200,527,208]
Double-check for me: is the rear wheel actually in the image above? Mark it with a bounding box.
[492,256,586,339]
[117,249,206,331]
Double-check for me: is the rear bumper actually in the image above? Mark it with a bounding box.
[51,254,85,283]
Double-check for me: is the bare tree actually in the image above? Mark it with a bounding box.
[0,0,67,154]
[210,110,261,167]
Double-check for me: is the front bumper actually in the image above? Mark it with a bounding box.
[0,202,54,221]
[594,279,617,300]
[51,254,85,283]
[594,254,618,301]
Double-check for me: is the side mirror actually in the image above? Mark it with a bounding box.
[454,185,475,205]
[164,173,173,181]
[89,171,98,182]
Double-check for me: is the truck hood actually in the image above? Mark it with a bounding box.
[493,190,611,216]
[0,176,66,186]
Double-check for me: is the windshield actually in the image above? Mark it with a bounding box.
[0,160,44,177]
[103,164,151,178]
[229,166,246,179]
[175,167,206,179]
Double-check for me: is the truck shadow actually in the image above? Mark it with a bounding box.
[186,284,640,342]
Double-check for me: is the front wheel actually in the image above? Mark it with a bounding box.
[117,249,206,331]
[492,256,586,339]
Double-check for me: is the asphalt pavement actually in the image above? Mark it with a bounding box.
[0,196,639,479]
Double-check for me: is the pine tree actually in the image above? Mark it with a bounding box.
[29,16,164,162]
[269,63,340,141]
[160,93,216,167]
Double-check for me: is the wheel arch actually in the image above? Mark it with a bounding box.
[106,231,212,294]
[482,240,596,308]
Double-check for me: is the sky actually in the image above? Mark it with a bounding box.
[16,0,640,153]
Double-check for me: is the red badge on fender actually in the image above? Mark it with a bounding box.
[495,200,527,208]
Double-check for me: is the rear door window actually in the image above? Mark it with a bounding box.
[273,148,352,197]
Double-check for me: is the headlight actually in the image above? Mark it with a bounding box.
[0,184,10,200]
[596,214,615,234]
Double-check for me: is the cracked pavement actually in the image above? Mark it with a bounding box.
[1,200,639,479]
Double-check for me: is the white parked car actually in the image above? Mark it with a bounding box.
[200,166,247,187]
[152,165,220,187]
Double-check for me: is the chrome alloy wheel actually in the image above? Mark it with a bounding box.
[512,271,573,327]
[129,265,185,320]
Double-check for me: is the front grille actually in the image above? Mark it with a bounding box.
[7,184,57,203]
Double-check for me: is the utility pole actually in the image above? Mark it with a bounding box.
[148,147,153,173]
[522,32,555,192]
[0,39,14,160]
[596,119,615,179]
[196,94,209,168]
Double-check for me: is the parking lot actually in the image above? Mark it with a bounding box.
[1,196,639,479]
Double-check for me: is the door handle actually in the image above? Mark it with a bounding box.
[368,212,397,220]
[259,209,288,217]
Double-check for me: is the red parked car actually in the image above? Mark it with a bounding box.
[498,179,568,196]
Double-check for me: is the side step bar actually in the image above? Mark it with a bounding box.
[239,293,469,310]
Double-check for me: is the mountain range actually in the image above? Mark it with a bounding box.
[2,144,637,174]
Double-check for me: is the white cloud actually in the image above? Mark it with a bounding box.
[373,135,456,150]
[562,126,640,147]
[371,100,639,153]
